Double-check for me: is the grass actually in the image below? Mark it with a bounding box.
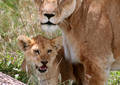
[0,0,43,83]
[0,0,120,85]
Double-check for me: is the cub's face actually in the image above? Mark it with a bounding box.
[18,35,62,73]
[34,0,76,32]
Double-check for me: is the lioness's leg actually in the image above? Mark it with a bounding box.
[84,61,106,85]
[83,57,113,85]
[73,63,84,85]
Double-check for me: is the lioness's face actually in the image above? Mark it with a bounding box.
[18,35,62,73]
[35,0,76,31]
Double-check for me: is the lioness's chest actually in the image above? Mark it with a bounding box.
[62,34,81,63]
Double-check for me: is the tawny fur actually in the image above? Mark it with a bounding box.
[35,0,120,85]
[18,35,75,85]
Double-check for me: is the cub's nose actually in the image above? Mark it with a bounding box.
[44,13,55,19]
[41,61,48,65]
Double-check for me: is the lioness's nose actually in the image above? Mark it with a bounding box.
[44,13,55,19]
[41,61,48,65]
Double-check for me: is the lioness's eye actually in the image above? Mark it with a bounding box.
[34,50,40,55]
[47,49,52,54]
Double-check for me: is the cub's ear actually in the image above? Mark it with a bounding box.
[51,36,63,51]
[17,35,34,51]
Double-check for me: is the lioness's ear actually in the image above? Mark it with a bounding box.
[51,36,63,51]
[17,35,34,51]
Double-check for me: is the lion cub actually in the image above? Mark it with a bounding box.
[18,35,75,85]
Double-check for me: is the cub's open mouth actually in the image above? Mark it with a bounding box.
[41,21,56,25]
[36,65,48,73]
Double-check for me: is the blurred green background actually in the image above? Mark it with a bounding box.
[0,0,120,85]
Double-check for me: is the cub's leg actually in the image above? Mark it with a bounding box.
[21,59,33,74]
[21,59,26,71]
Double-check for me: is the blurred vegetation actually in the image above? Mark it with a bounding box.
[0,0,120,85]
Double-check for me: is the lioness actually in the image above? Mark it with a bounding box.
[18,35,75,85]
[34,0,120,85]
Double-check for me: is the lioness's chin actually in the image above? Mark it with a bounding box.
[41,25,60,33]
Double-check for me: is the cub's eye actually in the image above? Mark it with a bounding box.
[33,50,40,55]
[47,49,52,54]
